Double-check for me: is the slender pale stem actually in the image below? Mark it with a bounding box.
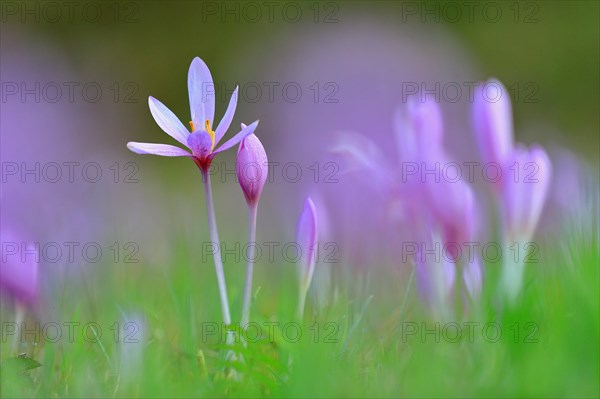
[241,205,258,327]
[501,235,525,306]
[201,170,232,327]
[11,302,25,355]
[297,286,307,321]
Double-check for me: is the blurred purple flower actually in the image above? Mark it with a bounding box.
[334,97,478,259]
[540,148,597,234]
[502,145,552,242]
[333,97,481,307]
[296,197,318,318]
[252,17,478,275]
[471,78,552,242]
[402,98,477,256]
[0,228,39,305]
[1,30,142,321]
[471,78,552,302]
[236,127,268,207]
[127,57,258,171]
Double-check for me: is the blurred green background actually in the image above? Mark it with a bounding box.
[9,0,597,158]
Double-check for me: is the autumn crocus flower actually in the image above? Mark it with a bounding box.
[296,197,318,319]
[500,145,552,302]
[471,78,552,303]
[127,57,259,330]
[334,97,482,308]
[334,97,477,256]
[236,128,268,326]
[400,98,478,258]
[127,57,258,172]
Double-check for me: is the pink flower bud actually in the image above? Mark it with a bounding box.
[236,126,268,207]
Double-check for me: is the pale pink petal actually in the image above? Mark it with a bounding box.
[525,146,552,238]
[502,145,552,240]
[148,96,190,147]
[215,86,239,145]
[472,78,514,167]
[213,120,259,155]
[188,57,215,127]
[127,142,191,157]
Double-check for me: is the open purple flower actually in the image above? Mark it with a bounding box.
[126,56,262,330]
[127,57,258,171]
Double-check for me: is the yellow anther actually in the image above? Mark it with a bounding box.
[189,121,196,132]
[205,119,215,151]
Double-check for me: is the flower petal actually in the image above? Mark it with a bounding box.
[127,142,191,157]
[426,179,476,244]
[188,57,215,126]
[502,145,552,240]
[213,120,259,155]
[472,78,514,167]
[407,96,444,161]
[525,146,552,238]
[215,86,239,145]
[148,96,190,147]
[393,105,418,163]
[330,131,395,194]
[331,131,387,174]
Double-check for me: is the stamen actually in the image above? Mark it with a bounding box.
[205,119,215,151]
[189,121,196,132]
